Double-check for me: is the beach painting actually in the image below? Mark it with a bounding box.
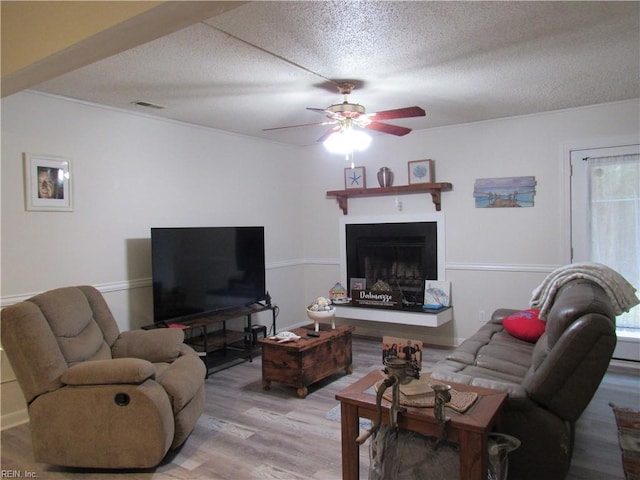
[473,176,536,208]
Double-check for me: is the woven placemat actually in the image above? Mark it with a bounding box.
[375,375,478,413]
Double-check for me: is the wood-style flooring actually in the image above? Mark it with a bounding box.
[1,336,638,479]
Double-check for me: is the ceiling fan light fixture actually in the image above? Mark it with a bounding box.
[323,128,371,155]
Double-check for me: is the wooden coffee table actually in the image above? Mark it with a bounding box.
[260,324,354,398]
[335,369,507,480]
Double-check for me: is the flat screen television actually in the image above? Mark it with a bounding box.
[151,226,266,323]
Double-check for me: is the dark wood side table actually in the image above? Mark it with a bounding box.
[260,324,354,398]
[335,369,507,480]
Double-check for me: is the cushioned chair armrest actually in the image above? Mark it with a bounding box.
[61,358,155,386]
[111,328,185,363]
[470,377,528,398]
[491,308,521,324]
[178,343,200,357]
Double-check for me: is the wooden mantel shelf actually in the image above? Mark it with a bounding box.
[326,182,452,214]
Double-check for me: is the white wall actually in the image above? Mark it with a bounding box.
[1,91,308,329]
[2,91,638,426]
[0,91,309,426]
[300,99,640,345]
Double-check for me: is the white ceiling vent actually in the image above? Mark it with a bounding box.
[131,100,165,110]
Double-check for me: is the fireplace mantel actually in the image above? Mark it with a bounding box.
[326,182,452,214]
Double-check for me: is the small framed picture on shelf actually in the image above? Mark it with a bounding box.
[350,277,366,295]
[23,153,73,211]
[344,166,366,189]
[408,159,434,184]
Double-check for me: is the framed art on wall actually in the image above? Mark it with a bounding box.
[23,153,73,211]
[408,159,434,184]
[473,176,536,208]
[344,166,366,189]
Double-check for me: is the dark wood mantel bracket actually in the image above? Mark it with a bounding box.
[326,183,452,215]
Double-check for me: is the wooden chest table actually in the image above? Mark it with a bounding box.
[260,324,354,398]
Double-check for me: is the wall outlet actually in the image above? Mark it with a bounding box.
[479,310,486,323]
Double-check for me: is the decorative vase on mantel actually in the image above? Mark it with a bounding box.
[377,167,394,187]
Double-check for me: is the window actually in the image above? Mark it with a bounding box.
[570,144,640,360]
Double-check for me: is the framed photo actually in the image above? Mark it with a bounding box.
[408,159,434,184]
[382,336,423,371]
[23,153,73,211]
[350,277,366,295]
[344,166,366,189]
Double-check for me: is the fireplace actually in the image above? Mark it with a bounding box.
[340,214,445,308]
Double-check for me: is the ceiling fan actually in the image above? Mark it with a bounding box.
[263,82,426,143]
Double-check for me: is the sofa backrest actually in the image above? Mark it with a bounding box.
[1,286,121,403]
[522,279,617,421]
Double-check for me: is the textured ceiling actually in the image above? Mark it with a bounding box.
[32,1,640,146]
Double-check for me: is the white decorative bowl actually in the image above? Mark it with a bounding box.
[306,308,336,322]
[306,307,336,331]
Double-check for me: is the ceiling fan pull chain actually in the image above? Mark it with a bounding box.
[345,152,355,169]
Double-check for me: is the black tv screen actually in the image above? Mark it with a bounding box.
[151,226,266,323]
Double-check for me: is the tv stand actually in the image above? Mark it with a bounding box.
[144,304,277,377]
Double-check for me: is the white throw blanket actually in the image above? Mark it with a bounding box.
[530,263,640,319]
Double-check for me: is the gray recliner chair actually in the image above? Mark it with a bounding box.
[1,285,206,469]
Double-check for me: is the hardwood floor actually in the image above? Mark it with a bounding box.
[1,336,637,479]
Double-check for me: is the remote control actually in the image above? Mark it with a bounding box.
[307,332,320,337]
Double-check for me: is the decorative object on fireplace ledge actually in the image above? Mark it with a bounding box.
[349,277,366,296]
[352,289,403,309]
[344,166,365,189]
[23,153,73,212]
[372,280,392,291]
[473,176,536,208]
[377,167,394,187]
[408,159,435,184]
[423,281,451,309]
[329,282,349,303]
[307,296,336,331]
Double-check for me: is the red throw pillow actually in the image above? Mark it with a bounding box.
[502,309,545,343]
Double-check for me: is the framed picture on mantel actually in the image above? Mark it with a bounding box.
[344,166,366,189]
[408,159,434,184]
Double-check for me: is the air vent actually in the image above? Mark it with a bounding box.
[131,100,165,110]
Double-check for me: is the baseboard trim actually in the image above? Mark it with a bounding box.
[1,408,29,431]
[609,358,640,373]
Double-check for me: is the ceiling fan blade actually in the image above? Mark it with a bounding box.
[307,107,350,122]
[368,106,425,121]
[307,107,330,114]
[317,125,341,143]
[365,121,413,136]
[262,120,336,132]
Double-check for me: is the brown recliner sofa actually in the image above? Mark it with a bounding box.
[1,285,206,469]
[430,278,621,480]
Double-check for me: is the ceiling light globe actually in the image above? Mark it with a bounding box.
[324,129,371,154]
